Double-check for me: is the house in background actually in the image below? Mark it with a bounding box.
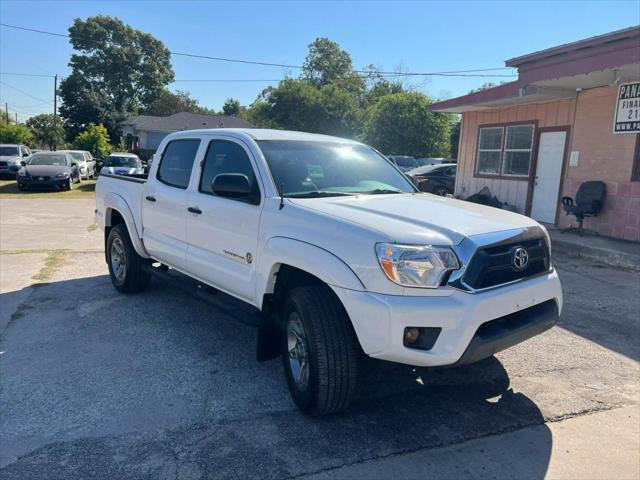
[120,112,254,160]
[429,27,640,241]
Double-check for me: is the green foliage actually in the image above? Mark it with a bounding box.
[59,15,175,140]
[363,92,452,157]
[449,120,461,159]
[26,114,66,149]
[145,89,214,116]
[0,122,34,145]
[303,37,355,86]
[222,98,242,116]
[72,123,113,159]
[249,79,360,138]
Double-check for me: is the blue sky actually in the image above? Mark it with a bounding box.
[1,0,638,121]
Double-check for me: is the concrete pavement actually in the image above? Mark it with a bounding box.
[0,197,638,479]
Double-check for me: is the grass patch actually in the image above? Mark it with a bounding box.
[0,178,96,198]
[32,250,68,283]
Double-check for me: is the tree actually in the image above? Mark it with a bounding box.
[222,98,242,116]
[59,15,175,140]
[449,120,461,159]
[26,114,66,149]
[0,123,33,145]
[363,92,452,157]
[248,79,360,138]
[144,89,214,116]
[302,37,355,86]
[72,123,112,159]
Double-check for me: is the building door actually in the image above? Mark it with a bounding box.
[531,130,567,224]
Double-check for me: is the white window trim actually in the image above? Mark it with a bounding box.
[475,124,535,178]
[476,126,504,176]
[501,125,535,177]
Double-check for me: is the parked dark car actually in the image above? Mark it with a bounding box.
[387,155,419,172]
[16,152,81,191]
[407,163,456,196]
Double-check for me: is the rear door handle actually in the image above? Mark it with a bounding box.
[188,206,202,214]
[145,195,156,202]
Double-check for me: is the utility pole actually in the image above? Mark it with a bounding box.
[15,112,18,123]
[5,103,8,125]
[53,74,58,116]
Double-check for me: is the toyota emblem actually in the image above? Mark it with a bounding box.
[512,247,529,271]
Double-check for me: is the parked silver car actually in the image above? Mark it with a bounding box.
[0,144,31,178]
[59,150,96,179]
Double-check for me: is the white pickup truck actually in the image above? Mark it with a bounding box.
[95,128,562,415]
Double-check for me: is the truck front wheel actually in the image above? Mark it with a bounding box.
[106,224,151,293]
[281,285,358,415]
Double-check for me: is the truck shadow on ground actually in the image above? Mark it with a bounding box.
[0,275,553,479]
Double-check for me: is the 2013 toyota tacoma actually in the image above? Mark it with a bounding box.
[95,128,562,415]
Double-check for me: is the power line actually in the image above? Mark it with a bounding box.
[0,81,53,104]
[0,72,56,78]
[0,22,517,78]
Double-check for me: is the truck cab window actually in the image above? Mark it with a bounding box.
[199,140,260,201]
[157,139,200,189]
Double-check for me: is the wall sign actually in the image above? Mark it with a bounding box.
[613,81,640,134]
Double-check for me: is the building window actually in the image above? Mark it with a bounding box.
[633,134,640,182]
[476,124,535,178]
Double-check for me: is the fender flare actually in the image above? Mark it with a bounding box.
[103,193,150,259]
[255,236,365,309]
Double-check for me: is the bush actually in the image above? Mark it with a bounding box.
[0,123,34,145]
[72,123,113,159]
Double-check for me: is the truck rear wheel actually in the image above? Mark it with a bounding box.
[106,224,151,293]
[281,285,358,415]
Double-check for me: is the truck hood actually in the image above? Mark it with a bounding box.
[0,155,21,163]
[289,193,540,246]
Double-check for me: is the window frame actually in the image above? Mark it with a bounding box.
[474,121,537,180]
[155,138,201,190]
[197,139,262,206]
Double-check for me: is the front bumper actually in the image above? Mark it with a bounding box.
[0,164,20,176]
[333,268,562,367]
[18,176,72,190]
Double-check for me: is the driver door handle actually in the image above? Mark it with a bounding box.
[188,206,202,214]
[145,195,156,202]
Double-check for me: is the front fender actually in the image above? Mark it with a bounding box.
[255,236,365,308]
[103,192,150,259]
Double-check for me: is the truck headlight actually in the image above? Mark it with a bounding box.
[375,243,460,288]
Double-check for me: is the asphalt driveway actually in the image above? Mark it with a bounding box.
[0,198,638,479]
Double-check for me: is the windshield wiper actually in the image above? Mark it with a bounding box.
[285,191,355,198]
[363,189,404,195]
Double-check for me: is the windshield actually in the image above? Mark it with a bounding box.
[67,152,85,161]
[258,141,416,197]
[28,154,69,166]
[0,147,19,156]
[105,156,140,168]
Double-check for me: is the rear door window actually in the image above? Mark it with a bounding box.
[157,139,201,189]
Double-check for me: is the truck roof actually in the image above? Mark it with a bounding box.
[170,128,362,145]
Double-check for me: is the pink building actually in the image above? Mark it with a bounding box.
[429,27,640,241]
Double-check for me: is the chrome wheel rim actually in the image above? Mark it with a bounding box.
[110,238,126,282]
[287,312,309,392]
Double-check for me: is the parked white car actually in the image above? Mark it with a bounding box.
[100,152,144,176]
[96,129,562,415]
[59,150,96,179]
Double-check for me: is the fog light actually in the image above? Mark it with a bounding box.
[403,327,442,350]
[404,327,420,344]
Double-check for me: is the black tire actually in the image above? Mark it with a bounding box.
[106,224,151,293]
[281,285,358,415]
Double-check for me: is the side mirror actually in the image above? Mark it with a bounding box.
[20,160,26,167]
[97,162,104,169]
[211,174,255,202]
[22,152,29,157]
